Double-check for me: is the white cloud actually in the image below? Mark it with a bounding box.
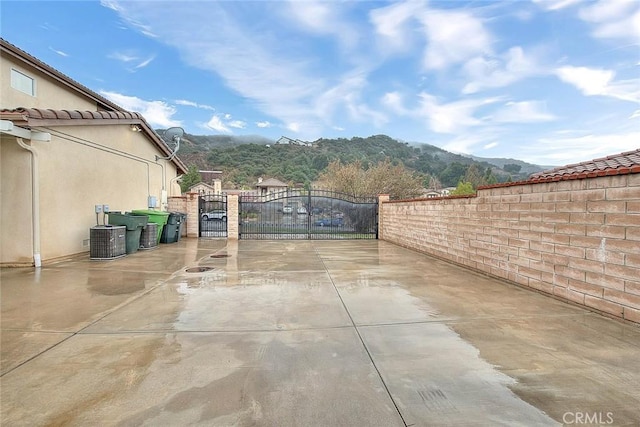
[135,55,155,69]
[256,121,272,128]
[555,66,640,102]
[100,0,157,38]
[99,91,181,128]
[419,8,492,70]
[175,99,216,111]
[369,1,425,53]
[285,1,359,49]
[418,93,500,134]
[532,0,585,10]
[49,47,69,57]
[483,142,499,149]
[578,0,640,42]
[206,115,231,133]
[491,101,557,123]
[526,131,640,165]
[462,47,543,94]
[109,50,155,70]
[228,120,246,129]
[109,51,137,62]
[287,122,301,133]
[383,91,502,134]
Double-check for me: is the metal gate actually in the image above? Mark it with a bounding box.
[239,189,377,240]
[199,193,227,237]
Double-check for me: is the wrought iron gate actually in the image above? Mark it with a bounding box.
[239,189,377,240]
[199,193,227,237]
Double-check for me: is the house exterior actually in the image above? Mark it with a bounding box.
[0,38,187,266]
[198,170,222,194]
[275,136,312,147]
[188,181,219,195]
[255,177,289,200]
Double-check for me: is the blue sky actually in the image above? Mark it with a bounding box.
[2,0,638,165]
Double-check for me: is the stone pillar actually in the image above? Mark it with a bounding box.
[185,192,200,237]
[378,194,390,240]
[227,194,239,240]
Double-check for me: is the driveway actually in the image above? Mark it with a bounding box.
[2,239,639,426]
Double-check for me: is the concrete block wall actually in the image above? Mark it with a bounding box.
[168,193,199,237]
[380,173,640,324]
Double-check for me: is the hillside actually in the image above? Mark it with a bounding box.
[170,132,545,189]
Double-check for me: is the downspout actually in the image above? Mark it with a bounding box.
[16,137,41,267]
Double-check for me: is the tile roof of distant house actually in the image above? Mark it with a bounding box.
[256,178,288,187]
[1,38,124,112]
[1,107,187,174]
[529,149,640,182]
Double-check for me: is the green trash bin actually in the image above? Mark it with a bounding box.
[131,209,170,243]
[107,212,149,254]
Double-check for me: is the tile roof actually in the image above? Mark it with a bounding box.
[1,108,143,122]
[529,149,640,182]
[1,38,124,112]
[1,107,187,174]
[256,178,288,187]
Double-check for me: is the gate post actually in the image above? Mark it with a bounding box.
[227,194,239,240]
[378,194,389,240]
[185,192,200,237]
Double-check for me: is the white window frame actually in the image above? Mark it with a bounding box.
[11,68,36,96]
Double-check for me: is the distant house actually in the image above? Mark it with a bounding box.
[0,38,186,266]
[198,170,222,194]
[188,181,219,195]
[275,136,312,147]
[256,177,288,200]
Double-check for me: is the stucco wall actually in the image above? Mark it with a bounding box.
[380,174,640,324]
[1,56,97,111]
[1,125,180,265]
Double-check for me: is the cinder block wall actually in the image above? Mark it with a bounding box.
[168,193,199,237]
[380,173,640,324]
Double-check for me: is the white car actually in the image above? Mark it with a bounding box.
[282,206,293,214]
[297,206,307,214]
[201,210,227,221]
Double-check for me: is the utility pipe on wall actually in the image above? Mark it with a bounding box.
[16,137,41,268]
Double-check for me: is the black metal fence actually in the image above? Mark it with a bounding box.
[239,189,378,240]
[199,193,227,237]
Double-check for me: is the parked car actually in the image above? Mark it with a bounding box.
[314,217,344,227]
[282,206,293,214]
[297,206,307,214]
[201,210,227,221]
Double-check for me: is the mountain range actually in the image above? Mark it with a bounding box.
[167,132,547,189]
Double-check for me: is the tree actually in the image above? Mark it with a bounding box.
[450,181,475,196]
[503,163,522,173]
[464,164,485,189]
[316,158,424,199]
[180,165,201,193]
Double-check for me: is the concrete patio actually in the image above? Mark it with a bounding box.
[2,239,639,426]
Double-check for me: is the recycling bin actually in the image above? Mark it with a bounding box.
[131,209,170,243]
[107,212,149,254]
[160,212,186,243]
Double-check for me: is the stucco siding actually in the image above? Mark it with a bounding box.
[1,57,97,111]
[1,125,179,264]
[0,137,34,264]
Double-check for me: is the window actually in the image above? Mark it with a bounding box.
[11,69,35,96]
